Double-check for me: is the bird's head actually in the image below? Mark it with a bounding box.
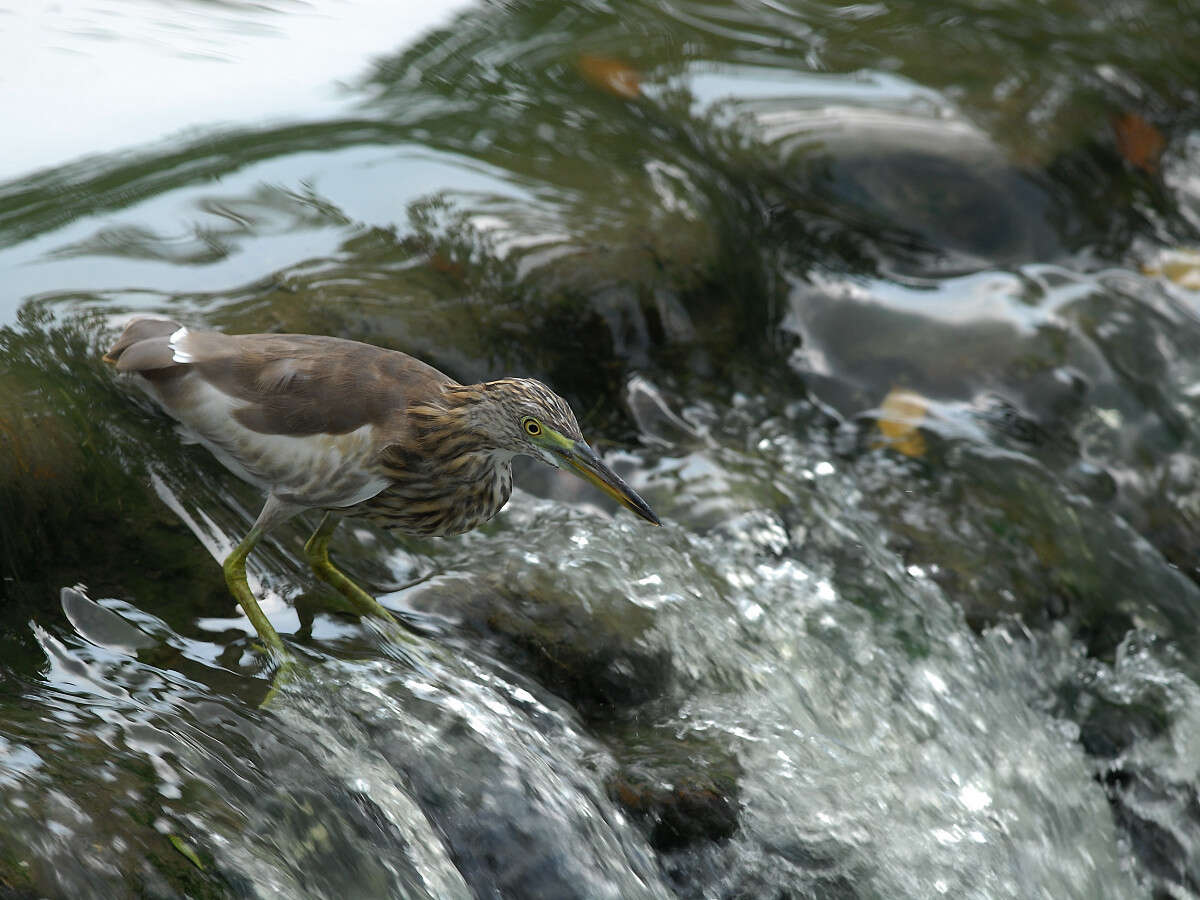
[474,378,661,526]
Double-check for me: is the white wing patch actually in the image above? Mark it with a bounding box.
[169,326,194,363]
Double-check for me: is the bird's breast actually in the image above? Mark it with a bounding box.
[349,455,513,537]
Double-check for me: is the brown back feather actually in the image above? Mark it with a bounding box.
[191,333,456,437]
[108,320,458,438]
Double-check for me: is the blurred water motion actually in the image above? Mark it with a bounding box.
[3,0,1200,896]
[0,0,457,179]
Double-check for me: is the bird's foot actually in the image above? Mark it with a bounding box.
[254,642,309,707]
[304,514,420,642]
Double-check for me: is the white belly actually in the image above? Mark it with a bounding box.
[145,374,389,509]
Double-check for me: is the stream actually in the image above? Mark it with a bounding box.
[3,1,1200,896]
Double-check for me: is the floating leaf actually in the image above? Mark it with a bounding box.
[1141,248,1200,290]
[168,834,204,870]
[577,54,641,99]
[877,389,929,458]
[1112,112,1165,174]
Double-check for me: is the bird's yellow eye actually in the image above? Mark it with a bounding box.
[522,417,542,437]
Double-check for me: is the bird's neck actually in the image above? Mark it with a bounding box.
[436,383,517,457]
[404,384,515,469]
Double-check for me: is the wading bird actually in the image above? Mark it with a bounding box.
[105,318,659,660]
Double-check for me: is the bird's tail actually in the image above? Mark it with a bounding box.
[103,317,183,371]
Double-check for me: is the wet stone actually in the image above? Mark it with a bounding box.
[283,664,670,900]
[603,719,743,853]
[400,573,674,720]
[1078,694,1171,760]
[0,317,237,669]
[607,771,739,852]
[1101,766,1200,898]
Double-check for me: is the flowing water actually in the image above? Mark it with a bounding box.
[3,1,1200,897]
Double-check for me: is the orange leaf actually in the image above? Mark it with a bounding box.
[428,251,464,279]
[577,54,640,100]
[1112,112,1165,174]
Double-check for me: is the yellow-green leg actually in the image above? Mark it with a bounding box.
[222,524,287,659]
[221,493,304,673]
[304,512,400,625]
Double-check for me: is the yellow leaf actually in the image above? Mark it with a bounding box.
[877,389,929,458]
[1141,248,1200,290]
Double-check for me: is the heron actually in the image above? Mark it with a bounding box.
[104,317,660,660]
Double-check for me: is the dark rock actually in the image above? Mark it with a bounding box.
[608,772,739,851]
[402,573,673,720]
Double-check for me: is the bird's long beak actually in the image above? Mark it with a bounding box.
[555,440,661,526]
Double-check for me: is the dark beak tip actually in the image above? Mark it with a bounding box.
[567,440,662,527]
[627,493,662,526]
